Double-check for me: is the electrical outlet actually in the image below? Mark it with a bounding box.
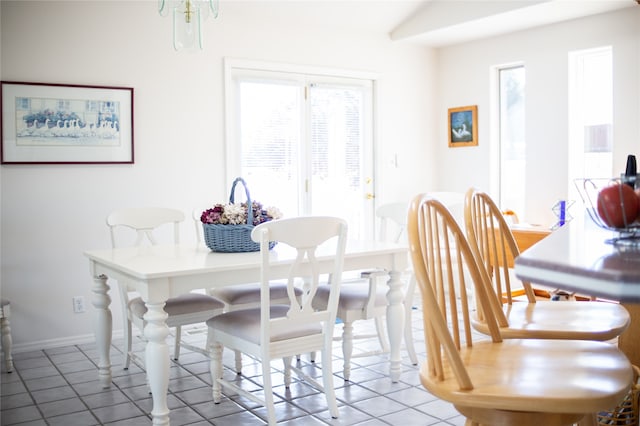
[73,296,85,313]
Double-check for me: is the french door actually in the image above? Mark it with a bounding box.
[224,60,376,240]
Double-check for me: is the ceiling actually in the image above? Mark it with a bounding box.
[249,0,638,47]
[389,0,639,47]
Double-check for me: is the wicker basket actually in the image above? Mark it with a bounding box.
[202,177,276,253]
[597,365,640,426]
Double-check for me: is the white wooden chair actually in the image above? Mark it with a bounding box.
[206,216,347,426]
[107,207,225,369]
[408,193,633,426]
[313,202,419,381]
[464,187,630,341]
[192,208,302,372]
[0,299,13,372]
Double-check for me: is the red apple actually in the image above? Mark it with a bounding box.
[596,183,638,228]
[636,188,640,222]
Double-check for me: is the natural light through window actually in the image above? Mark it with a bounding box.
[568,46,613,201]
[225,61,376,239]
[498,65,526,219]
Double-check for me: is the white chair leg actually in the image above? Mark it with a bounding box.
[173,326,181,360]
[373,316,390,353]
[321,346,339,419]
[210,341,223,403]
[234,350,242,374]
[342,321,354,381]
[1,316,13,373]
[404,284,418,365]
[262,356,277,426]
[124,318,133,370]
[283,356,292,388]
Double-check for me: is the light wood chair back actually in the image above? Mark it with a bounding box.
[464,188,536,304]
[408,193,634,426]
[464,187,630,341]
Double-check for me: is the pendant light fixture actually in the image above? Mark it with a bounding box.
[158,0,219,51]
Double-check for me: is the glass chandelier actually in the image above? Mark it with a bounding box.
[158,0,219,51]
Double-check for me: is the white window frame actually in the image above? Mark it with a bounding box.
[223,58,379,237]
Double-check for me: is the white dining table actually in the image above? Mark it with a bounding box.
[84,240,409,426]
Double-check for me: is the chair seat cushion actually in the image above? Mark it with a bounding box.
[129,293,225,319]
[206,305,322,344]
[210,282,302,305]
[315,281,387,310]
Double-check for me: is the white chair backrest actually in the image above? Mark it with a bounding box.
[106,207,185,248]
[429,192,465,230]
[376,193,464,243]
[376,202,408,243]
[251,216,348,345]
[191,206,212,245]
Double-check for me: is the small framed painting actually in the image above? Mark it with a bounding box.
[1,81,134,164]
[448,105,477,148]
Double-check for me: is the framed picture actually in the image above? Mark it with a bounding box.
[1,81,134,164]
[448,105,478,148]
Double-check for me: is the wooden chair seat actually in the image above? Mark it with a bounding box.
[472,299,630,341]
[421,338,631,417]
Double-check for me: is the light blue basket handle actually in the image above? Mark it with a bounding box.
[229,177,253,224]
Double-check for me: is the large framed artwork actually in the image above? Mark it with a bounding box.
[1,81,134,164]
[448,105,478,148]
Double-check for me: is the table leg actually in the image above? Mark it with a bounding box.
[386,270,405,382]
[91,274,112,389]
[144,302,170,426]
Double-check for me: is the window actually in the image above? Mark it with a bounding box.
[568,46,613,200]
[225,60,376,239]
[496,64,526,218]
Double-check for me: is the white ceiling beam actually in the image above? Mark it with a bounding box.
[390,0,637,46]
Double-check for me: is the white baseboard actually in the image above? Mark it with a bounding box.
[12,329,125,354]
[10,323,208,354]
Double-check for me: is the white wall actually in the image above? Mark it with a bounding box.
[435,7,640,226]
[0,1,437,350]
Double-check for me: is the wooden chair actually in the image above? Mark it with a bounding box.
[464,188,630,341]
[206,216,347,426]
[408,193,634,426]
[107,207,225,369]
[0,299,13,372]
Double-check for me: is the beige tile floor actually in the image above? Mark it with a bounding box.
[0,297,467,426]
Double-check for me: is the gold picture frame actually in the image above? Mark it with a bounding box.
[448,105,478,148]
